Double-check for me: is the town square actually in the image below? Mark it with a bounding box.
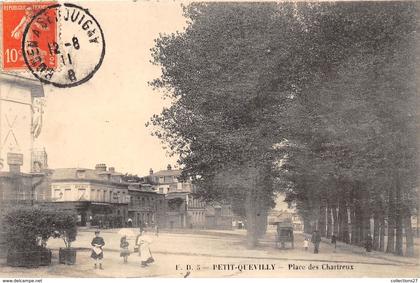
[0,0,419,279]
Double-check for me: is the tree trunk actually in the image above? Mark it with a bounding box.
[386,184,395,253]
[357,205,364,247]
[360,188,371,245]
[256,209,268,237]
[319,201,326,237]
[394,175,403,256]
[373,213,380,251]
[332,205,338,238]
[395,212,403,256]
[350,205,358,245]
[326,205,332,238]
[379,214,385,252]
[403,210,414,257]
[245,188,258,248]
[338,199,347,242]
[303,218,310,234]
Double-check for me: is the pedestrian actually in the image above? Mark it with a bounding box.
[91,230,105,270]
[311,230,321,254]
[331,234,337,249]
[120,236,130,263]
[139,221,144,234]
[135,230,154,267]
[155,225,159,237]
[127,218,133,228]
[303,237,309,251]
[365,233,373,252]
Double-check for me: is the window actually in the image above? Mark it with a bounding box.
[76,170,86,178]
[91,189,96,201]
[54,189,62,199]
[77,189,86,200]
[64,188,71,201]
[164,176,172,183]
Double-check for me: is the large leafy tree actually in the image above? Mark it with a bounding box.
[149,2,418,252]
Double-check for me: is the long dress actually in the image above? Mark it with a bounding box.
[136,234,153,264]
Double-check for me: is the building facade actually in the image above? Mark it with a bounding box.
[148,165,233,229]
[127,182,166,228]
[50,164,130,227]
[149,165,207,229]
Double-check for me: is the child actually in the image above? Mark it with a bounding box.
[91,230,105,270]
[303,237,309,251]
[120,236,130,263]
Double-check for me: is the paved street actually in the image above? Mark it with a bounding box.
[0,229,418,278]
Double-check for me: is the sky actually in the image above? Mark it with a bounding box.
[36,1,188,176]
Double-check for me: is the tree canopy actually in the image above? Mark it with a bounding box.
[148,2,418,251]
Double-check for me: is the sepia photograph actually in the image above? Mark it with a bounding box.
[0,0,419,280]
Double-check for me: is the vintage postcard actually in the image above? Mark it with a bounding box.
[0,0,419,280]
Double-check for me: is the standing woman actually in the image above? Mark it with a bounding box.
[91,230,105,269]
[135,230,154,267]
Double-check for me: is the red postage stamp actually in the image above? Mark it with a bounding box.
[2,1,57,70]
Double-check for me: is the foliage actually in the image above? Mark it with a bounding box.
[3,207,78,251]
[148,2,418,251]
[52,210,78,248]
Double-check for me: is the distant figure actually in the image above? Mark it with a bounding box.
[331,234,337,249]
[127,218,133,228]
[365,233,373,252]
[91,230,105,269]
[311,230,321,254]
[120,236,130,263]
[303,237,309,251]
[155,225,159,237]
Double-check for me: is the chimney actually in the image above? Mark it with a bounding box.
[149,168,153,175]
[95,163,107,172]
[108,167,115,173]
[167,164,172,171]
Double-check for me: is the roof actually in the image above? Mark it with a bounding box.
[0,72,44,97]
[150,169,182,177]
[51,168,126,185]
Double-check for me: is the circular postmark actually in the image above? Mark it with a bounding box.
[22,3,105,88]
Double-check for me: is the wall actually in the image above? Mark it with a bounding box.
[51,181,129,203]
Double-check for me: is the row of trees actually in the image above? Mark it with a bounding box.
[148,2,418,254]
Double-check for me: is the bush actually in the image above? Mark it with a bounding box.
[52,211,78,248]
[3,207,78,253]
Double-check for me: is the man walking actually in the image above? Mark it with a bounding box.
[311,230,321,254]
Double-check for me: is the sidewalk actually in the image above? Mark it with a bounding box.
[0,229,418,278]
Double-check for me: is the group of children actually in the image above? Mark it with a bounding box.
[90,229,154,269]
